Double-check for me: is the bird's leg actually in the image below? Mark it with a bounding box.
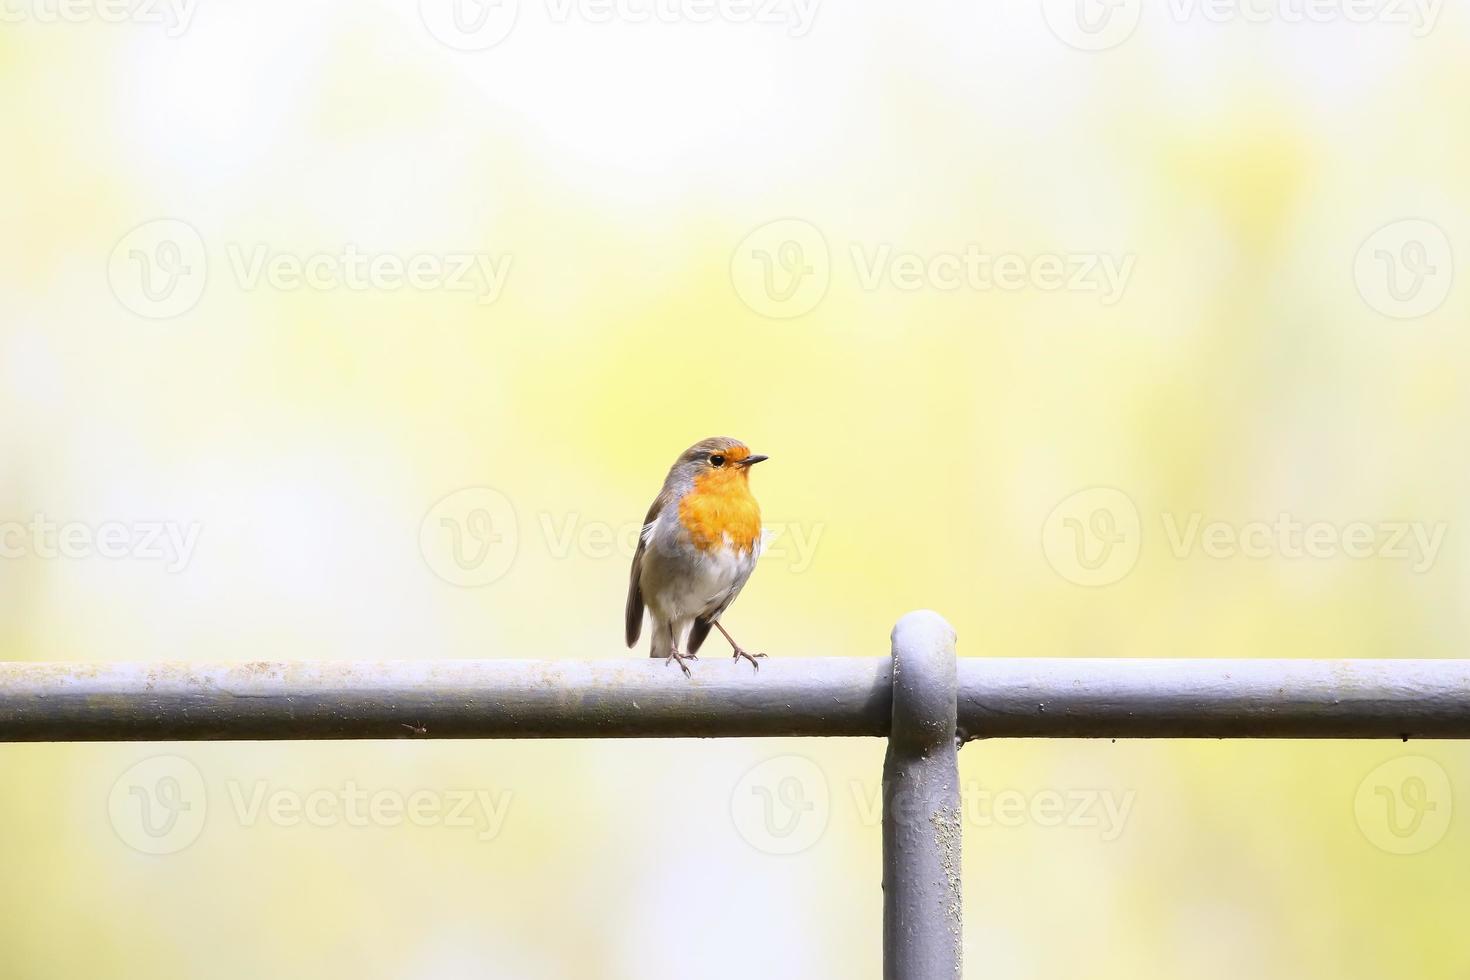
[714,621,767,672]
[664,640,694,678]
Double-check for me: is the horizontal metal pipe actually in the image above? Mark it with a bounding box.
[0,658,894,741]
[1,658,1467,742]
[957,659,1470,740]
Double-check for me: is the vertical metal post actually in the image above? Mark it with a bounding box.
[883,611,962,979]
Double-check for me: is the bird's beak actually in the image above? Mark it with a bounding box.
[740,454,769,467]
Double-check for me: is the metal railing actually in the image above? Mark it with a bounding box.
[3,610,1469,979]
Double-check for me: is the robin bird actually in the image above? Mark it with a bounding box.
[625,437,769,677]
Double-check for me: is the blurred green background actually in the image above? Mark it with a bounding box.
[2,0,1468,976]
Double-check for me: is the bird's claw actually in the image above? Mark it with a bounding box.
[732,649,767,672]
[665,650,693,678]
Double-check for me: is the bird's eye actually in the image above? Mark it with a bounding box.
[709,454,725,467]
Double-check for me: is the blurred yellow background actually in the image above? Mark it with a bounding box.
[2,0,1468,976]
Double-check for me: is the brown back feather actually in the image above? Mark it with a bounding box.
[624,495,666,647]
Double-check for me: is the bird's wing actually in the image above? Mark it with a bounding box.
[687,615,715,654]
[624,495,665,648]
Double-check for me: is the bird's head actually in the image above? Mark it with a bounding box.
[668,436,768,494]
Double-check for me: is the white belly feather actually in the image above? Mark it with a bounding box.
[639,512,761,623]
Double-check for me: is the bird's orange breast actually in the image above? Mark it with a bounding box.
[678,470,762,556]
